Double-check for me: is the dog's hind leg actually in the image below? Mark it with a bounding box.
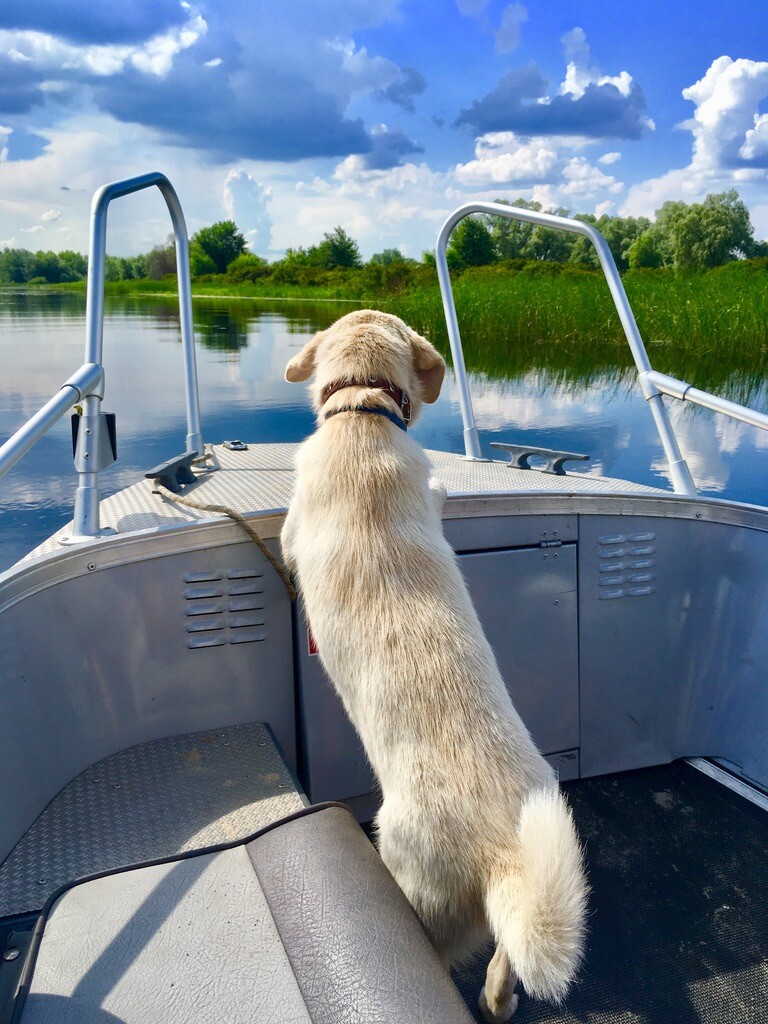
[479,944,519,1022]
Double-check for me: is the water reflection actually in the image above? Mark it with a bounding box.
[1,292,766,572]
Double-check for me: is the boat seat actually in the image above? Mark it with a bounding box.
[18,803,474,1024]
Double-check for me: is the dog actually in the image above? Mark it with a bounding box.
[281,309,587,1021]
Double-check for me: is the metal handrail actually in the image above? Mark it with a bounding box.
[0,364,104,478]
[435,202,698,495]
[640,370,768,433]
[0,172,203,540]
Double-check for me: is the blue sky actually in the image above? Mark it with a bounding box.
[1,0,767,258]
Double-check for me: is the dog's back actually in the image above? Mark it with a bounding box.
[281,311,587,1020]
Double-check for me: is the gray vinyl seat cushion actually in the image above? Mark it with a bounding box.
[20,804,474,1023]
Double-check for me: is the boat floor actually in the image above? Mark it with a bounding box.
[454,762,768,1024]
[0,722,304,918]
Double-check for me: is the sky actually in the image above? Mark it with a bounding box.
[1,0,767,260]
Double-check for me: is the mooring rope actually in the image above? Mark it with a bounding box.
[153,483,297,603]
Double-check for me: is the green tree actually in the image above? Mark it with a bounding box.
[57,250,88,280]
[485,198,541,260]
[673,191,754,268]
[627,229,665,269]
[145,243,176,279]
[447,216,497,269]
[317,226,362,269]
[369,248,408,266]
[527,208,573,262]
[30,251,65,283]
[225,252,270,282]
[188,242,217,276]
[570,214,651,271]
[0,248,35,283]
[192,220,247,274]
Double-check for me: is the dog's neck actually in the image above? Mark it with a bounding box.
[320,378,412,428]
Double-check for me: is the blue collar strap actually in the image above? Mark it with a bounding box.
[324,406,407,432]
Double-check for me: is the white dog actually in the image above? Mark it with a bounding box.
[281,309,587,1021]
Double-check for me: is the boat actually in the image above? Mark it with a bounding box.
[1,172,766,1023]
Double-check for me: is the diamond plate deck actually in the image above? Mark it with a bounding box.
[0,722,305,917]
[20,442,666,562]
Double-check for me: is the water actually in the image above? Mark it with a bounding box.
[2,291,767,573]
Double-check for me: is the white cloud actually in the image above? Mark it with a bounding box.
[495,4,527,54]
[740,113,768,161]
[456,0,490,16]
[683,56,768,170]
[330,38,401,92]
[623,56,768,220]
[455,132,560,184]
[0,12,207,79]
[40,209,61,221]
[559,27,632,100]
[452,132,622,209]
[560,155,623,197]
[598,151,621,165]
[222,169,273,255]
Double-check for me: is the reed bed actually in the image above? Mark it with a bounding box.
[376,264,768,399]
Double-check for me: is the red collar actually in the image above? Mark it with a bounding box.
[320,377,412,423]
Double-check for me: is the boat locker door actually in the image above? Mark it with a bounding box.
[458,544,579,774]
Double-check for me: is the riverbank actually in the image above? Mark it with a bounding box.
[10,258,768,392]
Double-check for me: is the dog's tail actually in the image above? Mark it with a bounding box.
[485,788,588,1003]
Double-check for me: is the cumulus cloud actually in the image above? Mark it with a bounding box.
[0,0,187,46]
[456,0,490,16]
[455,30,652,140]
[495,3,528,54]
[377,66,427,112]
[682,56,768,170]
[0,1,413,163]
[222,169,272,254]
[623,56,768,220]
[40,208,61,221]
[0,15,207,78]
[356,124,423,170]
[453,131,622,213]
[455,132,560,184]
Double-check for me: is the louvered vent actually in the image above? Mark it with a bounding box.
[184,568,266,648]
[597,532,656,600]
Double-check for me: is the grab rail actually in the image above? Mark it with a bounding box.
[0,172,202,540]
[435,202,698,495]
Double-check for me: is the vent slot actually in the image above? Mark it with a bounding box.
[597,533,657,600]
[184,567,268,648]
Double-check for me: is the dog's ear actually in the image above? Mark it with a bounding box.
[407,328,445,404]
[285,331,324,382]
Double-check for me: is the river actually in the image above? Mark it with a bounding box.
[1,290,766,573]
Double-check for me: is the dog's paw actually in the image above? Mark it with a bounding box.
[479,985,519,1022]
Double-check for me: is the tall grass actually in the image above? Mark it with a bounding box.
[32,258,768,400]
[375,263,768,397]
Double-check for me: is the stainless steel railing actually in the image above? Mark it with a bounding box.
[0,172,202,540]
[435,203,707,491]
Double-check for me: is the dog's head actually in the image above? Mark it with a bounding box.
[284,309,445,425]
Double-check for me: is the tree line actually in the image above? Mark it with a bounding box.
[1,190,765,287]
